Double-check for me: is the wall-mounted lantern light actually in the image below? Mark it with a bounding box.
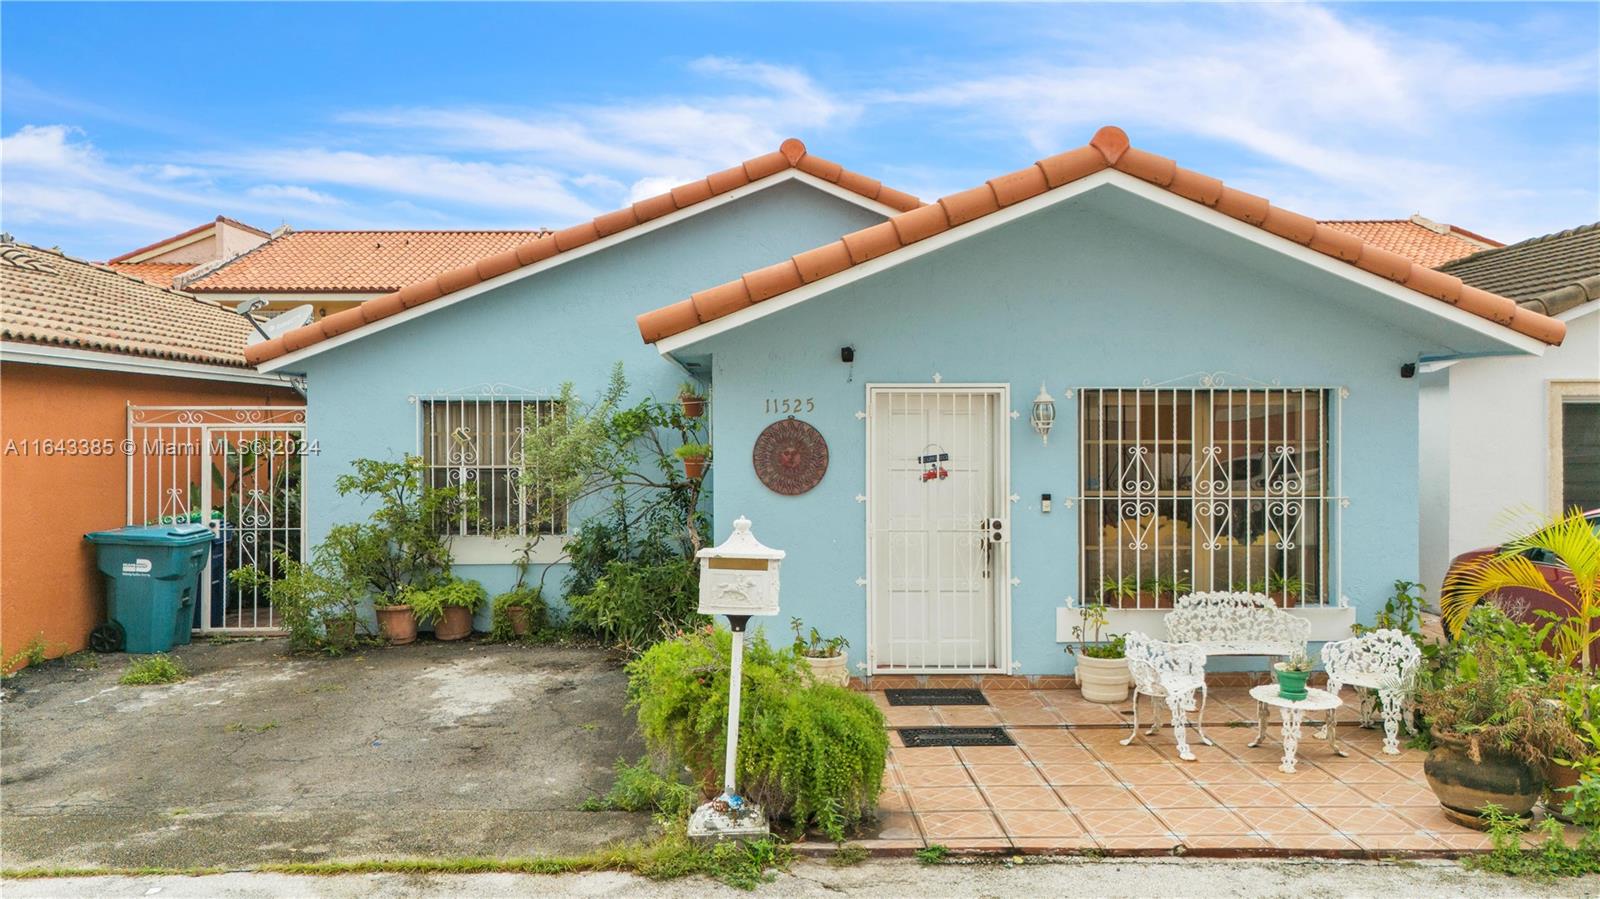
[1031,383,1056,446]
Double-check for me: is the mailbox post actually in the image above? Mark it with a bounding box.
[687,516,784,845]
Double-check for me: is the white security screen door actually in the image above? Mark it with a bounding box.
[868,386,1009,672]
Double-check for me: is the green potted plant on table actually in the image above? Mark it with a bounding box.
[1274,648,1314,700]
[674,442,710,480]
[791,617,850,686]
[1068,602,1129,703]
[409,577,487,641]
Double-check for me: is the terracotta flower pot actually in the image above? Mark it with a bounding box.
[324,618,357,646]
[681,455,707,479]
[680,395,706,418]
[1545,761,1583,823]
[506,605,530,637]
[1423,728,1543,829]
[1076,654,1130,703]
[801,652,849,687]
[433,605,474,641]
[375,604,417,645]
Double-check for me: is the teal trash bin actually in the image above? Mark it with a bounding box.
[84,524,212,653]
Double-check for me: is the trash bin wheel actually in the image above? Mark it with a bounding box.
[90,621,125,653]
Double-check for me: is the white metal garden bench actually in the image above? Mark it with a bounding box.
[1318,629,1422,755]
[1123,632,1213,762]
[1162,591,1311,672]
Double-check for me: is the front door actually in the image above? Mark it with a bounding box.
[867,386,1009,672]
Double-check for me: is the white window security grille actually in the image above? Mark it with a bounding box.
[1073,376,1345,609]
[414,388,564,537]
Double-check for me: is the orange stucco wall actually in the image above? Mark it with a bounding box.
[0,362,298,669]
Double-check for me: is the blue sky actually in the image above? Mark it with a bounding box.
[3,2,1596,261]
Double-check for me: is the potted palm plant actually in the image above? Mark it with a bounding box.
[675,442,710,479]
[1068,602,1129,703]
[791,617,849,686]
[409,577,486,641]
[1154,573,1192,607]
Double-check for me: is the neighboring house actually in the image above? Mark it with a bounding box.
[183,230,550,318]
[0,240,298,668]
[1319,215,1501,268]
[246,139,919,634]
[106,216,272,288]
[1418,222,1600,592]
[631,126,1563,676]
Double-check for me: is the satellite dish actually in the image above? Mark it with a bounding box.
[247,304,315,345]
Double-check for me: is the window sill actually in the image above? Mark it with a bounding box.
[446,535,571,566]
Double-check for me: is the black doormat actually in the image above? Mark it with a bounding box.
[885,688,988,706]
[897,727,1014,748]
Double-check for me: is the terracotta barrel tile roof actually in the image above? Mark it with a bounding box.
[105,261,197,289]
[1318,217,1499,268]
[244,140,919,366]
[186,230,550,294]
[636,126,1565,348]
[2,241,255,367]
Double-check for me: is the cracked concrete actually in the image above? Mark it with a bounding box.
[1,640,651,868]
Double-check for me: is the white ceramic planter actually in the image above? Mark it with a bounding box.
[1076,654,1131,703]
[802,652,849,687]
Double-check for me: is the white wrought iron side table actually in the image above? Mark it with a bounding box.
[1248,684,1348,774]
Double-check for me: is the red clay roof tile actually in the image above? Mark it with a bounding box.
[187,230,548,294]
[706,165,752,196]
[743,260,804,303]
[691,280,753,322]
[1320,217,1498,268]
[105,262,198,289]
[637,126,1564,348]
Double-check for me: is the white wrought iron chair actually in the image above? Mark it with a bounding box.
[1319,629,1422,754]
[1123,632,1212,762]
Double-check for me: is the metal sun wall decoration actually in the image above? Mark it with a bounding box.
[752,417,828,495]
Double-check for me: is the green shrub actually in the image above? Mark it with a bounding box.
[490,586,548,641]
[408,577,487,625]
[569,559,705,653]
[230,549,363,653]
[627,628,887,841]
[581,757,697,819]
[331,456,473,599]
[120,654,188,685]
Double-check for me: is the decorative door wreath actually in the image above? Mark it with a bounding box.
[752,417,828,495]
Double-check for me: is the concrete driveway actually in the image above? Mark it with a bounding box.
[1,639,651,869]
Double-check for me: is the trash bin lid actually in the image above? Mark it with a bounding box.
[85,523,214,545]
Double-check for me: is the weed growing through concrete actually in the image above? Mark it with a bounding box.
[829,844,869,867]
[224,721,278,735]
[118,654,189,686]
[916,844,949,865]
[63,652,99,670]
[579,757,696,819]
[2,635,55,675]
[1465,807,1600,879]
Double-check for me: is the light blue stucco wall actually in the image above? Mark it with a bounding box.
[290,179,887,628]
[685,184,1474,675]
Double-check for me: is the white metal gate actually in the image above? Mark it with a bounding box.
[867,385,1010,672]
[126,405,308,632]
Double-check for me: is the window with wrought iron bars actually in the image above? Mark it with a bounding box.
[1077,386,1338,609]
[418,397,564,537]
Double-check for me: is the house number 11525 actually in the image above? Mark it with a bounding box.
[765,397,815,414]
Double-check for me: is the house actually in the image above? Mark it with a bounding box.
[182,230,550,318]
[0,239,299,668]
[107,216,272,288]
[633,126,1563,676]
[245,139,919,631]
[1418,222,1600,591]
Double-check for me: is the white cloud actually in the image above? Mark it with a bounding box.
[246,184,342,206]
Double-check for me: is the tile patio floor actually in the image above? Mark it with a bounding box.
[848,685,1559,856]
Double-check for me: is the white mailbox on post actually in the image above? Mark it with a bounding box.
[696,516,783,619]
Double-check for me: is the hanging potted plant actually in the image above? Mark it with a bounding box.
[791,617,849,686]
[1068,602,1129,703]
[675,442,710,480]
[1273,648,1314,700]
[375,588,420,646]
[409,577,487,641]
[678,382,706,419]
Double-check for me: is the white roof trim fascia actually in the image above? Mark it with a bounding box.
[117,223,218,265]
[2,341,296,387]
[656,170,1548,357]
[257,169,904,372]
[1558,301,1600,323]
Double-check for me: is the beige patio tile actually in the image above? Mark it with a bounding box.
[1110,763,1195,786]
[1237,805,1341,835]
[899,765,977,789]
[1082,739,1166,764]
[1248,762,1335,785]
[955,745,1027,766]
[871,810,921,841]
[1010,836,1101,852]
[940,838,1014,850]
[883,707,938,727]
[1278,781,1368,806]
[1263,832,1361,851]
[1076,807,1173,837]
[966,764,1046,787]
[890,746,959,767]
[905,785,987,812]
[1154,807,1254,836]
[1392,804,1465,833]
[916,810,1006,840]
[980,784,1064,811]
[1129,782,1216,809]
[935,707,1001,727]
[991,706,1065,726]
[995,808,1084,838]
[1057,706,1132,726]
[1311,805,1418,835]
[1007,728,1085,748]
[1430,830,1496,851]
[1180,762,1267,785]
[877,787,909,813]
[1183,834,1273,850]
[1019,744,1098,766]
[1348,832,1446,851]
[1095,834,1184,851]
[1053,784,1143,811]
[983,690,1047,708]
[1200,781,1297,807]
[1314,760,1413,784]
[887,730,905,747]
[1035,762,1118,786]
[1352,782,1438,807]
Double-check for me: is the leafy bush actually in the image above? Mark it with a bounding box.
[120,653,188,685]
[332,456,472,600]
[569,559,705,653]
[581,757,697,819]
[231,549,363,653]
[627,628,887,841]
[407,577,487,625]
[490,586,548,641]
[1467,805,1600,878]
[1419,638,1581,767]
